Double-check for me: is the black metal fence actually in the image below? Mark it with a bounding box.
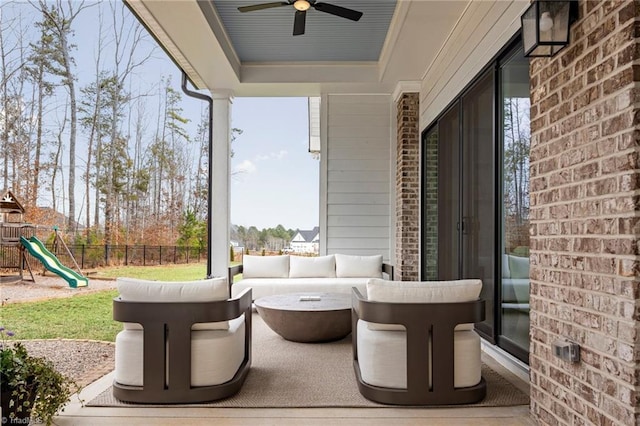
[1,244,207,271]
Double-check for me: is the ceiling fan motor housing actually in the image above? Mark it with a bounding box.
[238,1,363,36]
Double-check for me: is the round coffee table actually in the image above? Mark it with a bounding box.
[255,292,352,343]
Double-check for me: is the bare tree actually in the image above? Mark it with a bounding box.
[101,1,154,245]
[78,4,106,233]
[50,107,67,212]
[0,4,28,191]
[32,0,93,230]
[24,10,58,206]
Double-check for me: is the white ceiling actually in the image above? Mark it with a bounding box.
[125,0,472,96]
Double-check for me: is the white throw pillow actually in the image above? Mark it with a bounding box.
[366,278,482,331]
[289,255,336,278]
[242,255,289,278]
[335,254,383,278]
[116,276,229,330]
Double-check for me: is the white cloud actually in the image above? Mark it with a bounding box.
[255,150,288,162]
[233,160,256,175]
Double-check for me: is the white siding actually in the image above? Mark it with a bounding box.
[322,94,392,260]
[419,1,526,128]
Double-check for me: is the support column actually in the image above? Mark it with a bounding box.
[395,90,420,281]
[210,91,232,278]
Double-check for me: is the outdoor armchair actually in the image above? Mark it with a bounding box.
[351,278,486,405]
[112,277,252,404]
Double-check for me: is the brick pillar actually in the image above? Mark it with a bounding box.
[529,1,640,424]
[395,92,420,281]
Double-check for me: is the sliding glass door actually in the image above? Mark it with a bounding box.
[499,46,531,357]
[422,73,496,340]
[436,105,460,281]
[421,38,530,361]
[462,72,495,337]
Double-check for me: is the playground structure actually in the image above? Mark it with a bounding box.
[21,235,88,288]
[0,190,88,287]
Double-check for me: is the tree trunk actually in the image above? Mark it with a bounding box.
[60,32,77,232]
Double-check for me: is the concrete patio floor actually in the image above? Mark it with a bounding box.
[54,347,534,426]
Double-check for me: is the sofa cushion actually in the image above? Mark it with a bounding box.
[335,254,383,278]
[242,255,289,278]
[366,278,482,331]
[508,255,529,279]
[116,276,229,330]
[289,255,336,278]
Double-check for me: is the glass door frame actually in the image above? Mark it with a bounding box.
[495,43,531,363]
[420,33,529,362]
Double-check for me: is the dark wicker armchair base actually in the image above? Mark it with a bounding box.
[352,288,487,405]
[112,288,252,404]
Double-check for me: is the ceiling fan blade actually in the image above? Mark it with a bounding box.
[293,10,306,35]
[313,2,363,21]
[238,2,290,13]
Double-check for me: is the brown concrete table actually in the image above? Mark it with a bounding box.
[255,292,352,343]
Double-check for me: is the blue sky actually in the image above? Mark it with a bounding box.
[230,98,319,231]
[2,1,319,231]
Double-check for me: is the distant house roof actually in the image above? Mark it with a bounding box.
[294,226,319,243]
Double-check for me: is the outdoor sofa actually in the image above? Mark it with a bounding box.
[229,254,393,300]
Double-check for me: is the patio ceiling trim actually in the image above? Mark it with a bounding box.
[125,1,528,98]
[125,0,402,95]
[197,0,242,78]
[376,0,409,81]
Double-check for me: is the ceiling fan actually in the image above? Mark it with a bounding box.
[238,1,363,36]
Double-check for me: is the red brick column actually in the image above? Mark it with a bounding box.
[528,1,640,424]
[395,92,420,281]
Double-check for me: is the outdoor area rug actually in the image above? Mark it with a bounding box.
[88,313,529,408]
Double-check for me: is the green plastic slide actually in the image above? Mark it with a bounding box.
[20,236,88,288]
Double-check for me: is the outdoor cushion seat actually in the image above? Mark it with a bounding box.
[356,321,481,389]
[352,278,486,405]
[115,316,246,387]
[112,277,252,404]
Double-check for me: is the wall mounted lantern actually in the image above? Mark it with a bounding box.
[521,0,579,57]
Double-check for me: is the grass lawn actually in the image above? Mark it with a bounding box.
[2,290,120,342]
[93,262,208,280]
[2,262,242,342]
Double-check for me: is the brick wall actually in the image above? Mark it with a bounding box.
[529,1,640,424]
[395,92,420,281]
[422,129,438,280]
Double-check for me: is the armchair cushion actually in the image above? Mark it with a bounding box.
[242,255,289,278]
[357,321,481,389]
[116,276,229,330]
[115,316,245,387]
[289,255,336,278]
[335,254,383,278]
[366,278,482,331]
